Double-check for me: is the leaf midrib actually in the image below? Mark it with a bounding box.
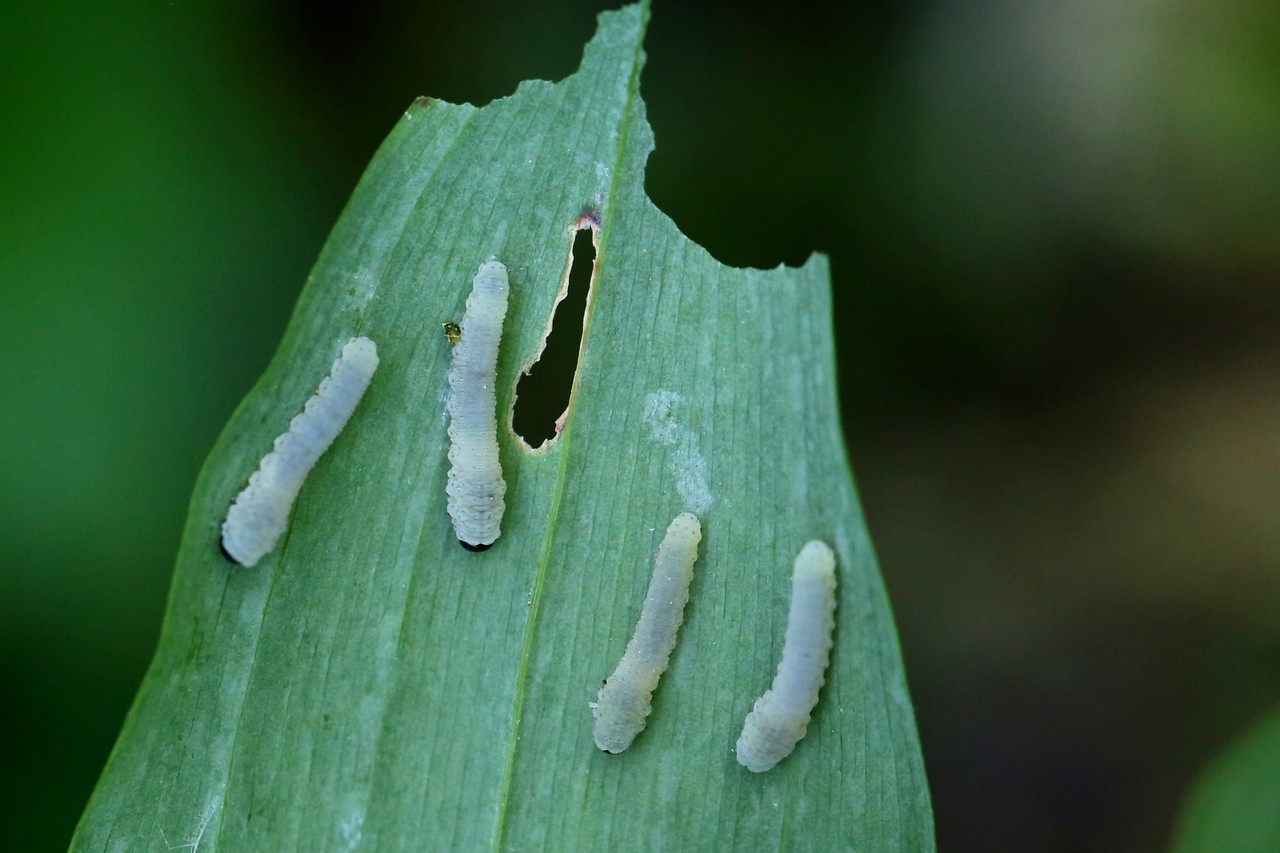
[488,8,650,849]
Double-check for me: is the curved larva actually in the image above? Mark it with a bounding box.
[735,540,837,773]
[221,336,380,568]
[593,512,702,754]
[446,259,509,551]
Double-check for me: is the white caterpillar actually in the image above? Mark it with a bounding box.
[736,540,837,772]
[221,336,380,567]
[446,259,509,551]
[593,512,702,754]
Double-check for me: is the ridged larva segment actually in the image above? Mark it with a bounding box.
[736,540,837,773]
[446,259,510,550]
[593,512,702,754]
[221,336,380,568]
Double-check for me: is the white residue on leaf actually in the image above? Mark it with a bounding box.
[641,390,713,514]
[159,790,223,852]
[338,801,366,850]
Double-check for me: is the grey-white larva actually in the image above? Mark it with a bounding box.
[446,259,509,551]
[735,540,837,773]
[593,512,702,754]
[220,336,380,567]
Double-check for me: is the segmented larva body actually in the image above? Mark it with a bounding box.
[736,540,837,772]
[446,259,509,551]
[593,512,702,754]
[221,336,380,568]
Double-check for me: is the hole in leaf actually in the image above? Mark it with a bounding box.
[513,224,596,447]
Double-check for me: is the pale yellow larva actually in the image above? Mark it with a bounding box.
[221,336,379,567]
[593,512,702,754]
[446,259,509,551]
[735,540,837,772]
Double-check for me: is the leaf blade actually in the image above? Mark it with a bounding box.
[1170,706,1280,853]
[73,5,933,851]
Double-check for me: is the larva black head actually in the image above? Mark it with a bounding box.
[218,540,244,566]
[460,540,491,552]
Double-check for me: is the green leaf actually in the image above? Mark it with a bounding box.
[73,4,933,850]
[1170,706,1280,853]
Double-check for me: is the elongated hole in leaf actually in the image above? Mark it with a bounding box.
[513,224,596,447]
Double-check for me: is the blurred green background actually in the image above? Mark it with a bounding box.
[3,0,1278,849]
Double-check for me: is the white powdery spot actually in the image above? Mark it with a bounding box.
[641,390,713,514]
[339,803,366,850]
[348,267,379,310]
[160,790,223,852]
